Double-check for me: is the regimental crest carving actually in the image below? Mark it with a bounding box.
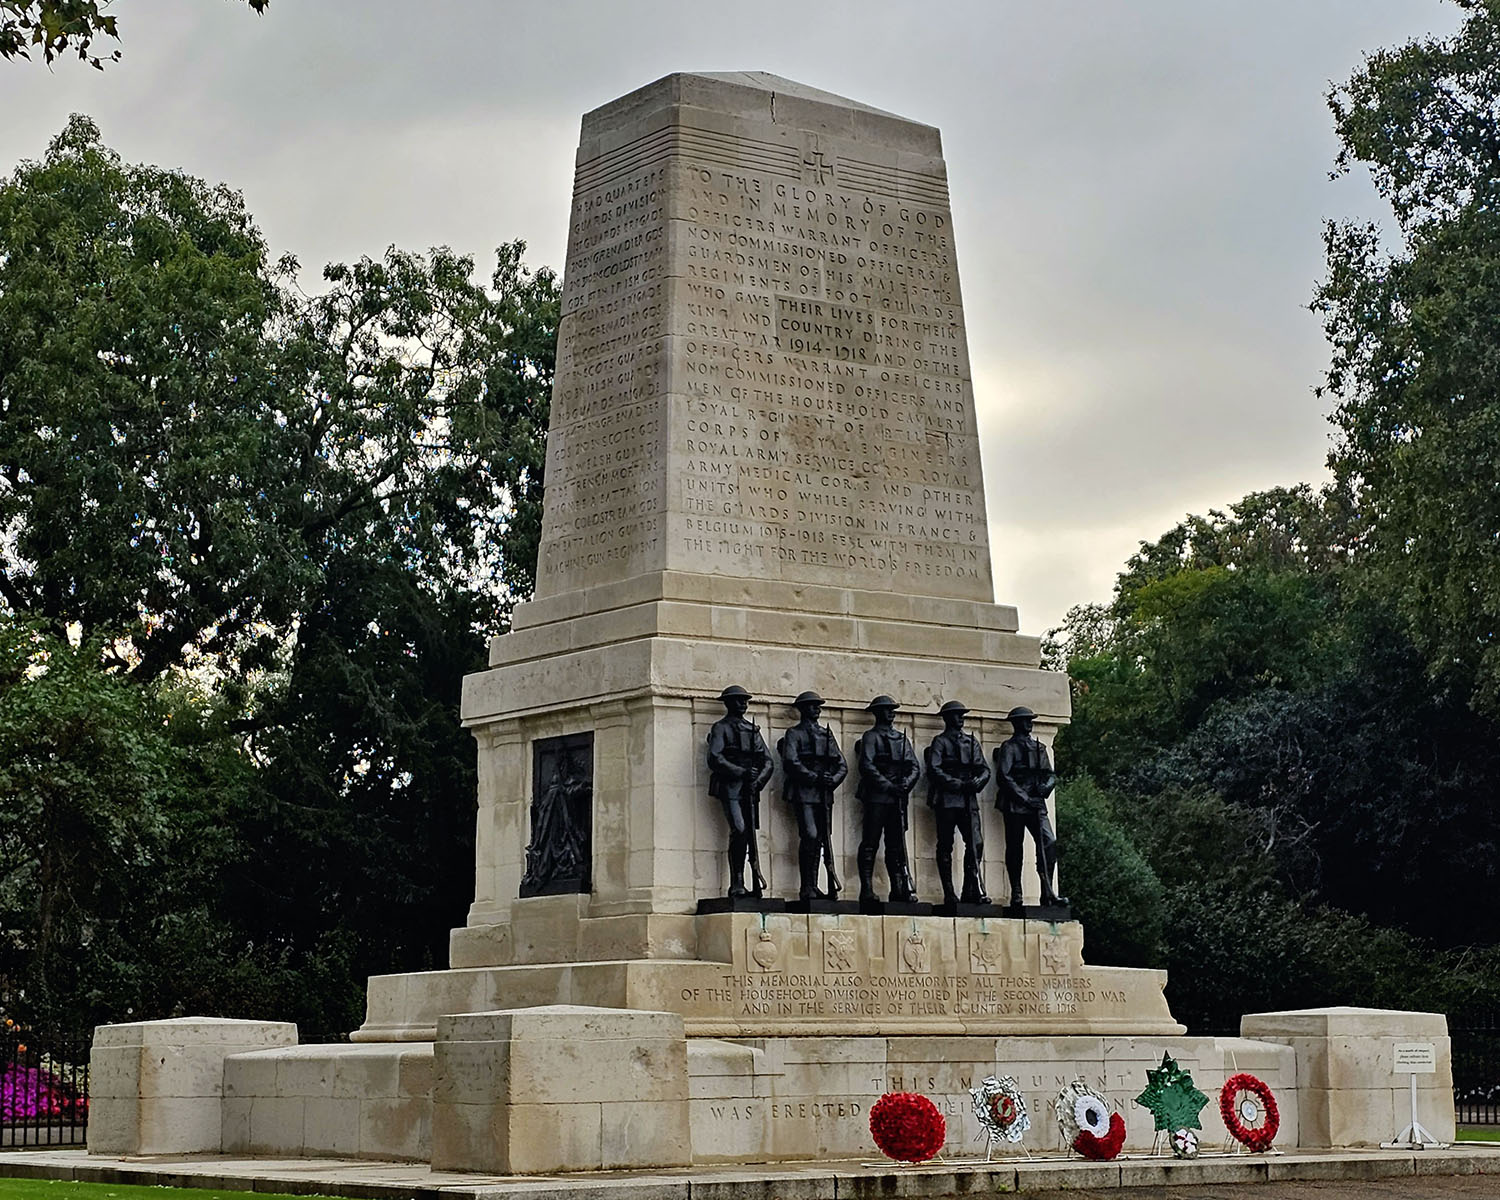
[1039,933,1072,977]
[902,931,930,975]
[749,929,781,972]
[823,929,857,973]
[969,932,1006,975]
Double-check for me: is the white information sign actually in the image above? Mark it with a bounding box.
[1393,1042,1437,1074]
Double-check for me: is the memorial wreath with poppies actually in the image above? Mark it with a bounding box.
[869,1091,947,1163]
[1219,1073,1279,1152]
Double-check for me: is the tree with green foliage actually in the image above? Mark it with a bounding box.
[1049,478,1500,1026]
[0,116,558,1035]
[1316,0,1500,717]
[0,0,268,69]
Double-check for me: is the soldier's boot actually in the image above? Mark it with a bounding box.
[960,844,989,905]
[727,835,749,899]
[1007,866,1025,908]
[888,852,917,903]
[798,841,825,901]
[857,846,878,904]
[936,854,959,907]
[747,837,766,897]
[1038,847,1068,907]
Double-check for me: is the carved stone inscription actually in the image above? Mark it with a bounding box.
[537,81,996,601]
[716,917,1135,1024]
[673,157,992,600]
[536,159,669,594]
[712,969,1130,1020]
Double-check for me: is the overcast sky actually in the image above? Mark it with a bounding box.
[0,1,1463,636]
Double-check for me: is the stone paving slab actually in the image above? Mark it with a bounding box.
[1,1146,1498,1199]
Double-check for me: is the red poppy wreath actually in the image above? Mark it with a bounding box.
[1219,1073,1279,1152]
[869,1091,947,1163]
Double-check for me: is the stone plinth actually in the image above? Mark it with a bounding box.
[361,910,1183,1042]
[1241,1006,1456,1147]
[222,1042,433,1161]
[85,1005,1460,1163]
[457,575,1068,950]
[88,1017,295,1155]
[431,1005,691,1173]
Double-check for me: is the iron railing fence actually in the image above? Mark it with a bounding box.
[0,1018,89,1147]
[1452,1008,1500,1127]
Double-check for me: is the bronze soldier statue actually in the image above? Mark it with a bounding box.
[994,705,1068,908]
[778,690,847,901]
[854,695,921,905]
[706,685,775,899]
[925,699,992,906]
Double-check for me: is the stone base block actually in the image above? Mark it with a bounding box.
[221,1042,433,1160]
[88,1017,296,1155]
[367,911,1185,1042]
[686,1032,1298,1161]
[431,1005,691,1173]
[1241,1006,1456,1147]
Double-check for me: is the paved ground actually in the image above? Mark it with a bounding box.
[2,1146,1499,1198]
[1025,1179,1500,1199]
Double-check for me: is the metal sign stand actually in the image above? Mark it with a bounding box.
[1382,1041,1447,1149]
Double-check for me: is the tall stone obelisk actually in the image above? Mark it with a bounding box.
[456,73,1069,965]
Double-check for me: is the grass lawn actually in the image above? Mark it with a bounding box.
[0,1181,342,1200]
[1457,1126,1500,1142]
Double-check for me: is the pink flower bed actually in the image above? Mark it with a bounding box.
[1,1062,85,1122]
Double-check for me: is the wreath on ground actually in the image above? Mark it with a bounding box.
[1219,1073,1279,1152]
[971,1075,1030,1145]
[869,1091,946,1162]
[1055,1080,1125,1161]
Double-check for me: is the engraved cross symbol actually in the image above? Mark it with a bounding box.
[802,151,834,183]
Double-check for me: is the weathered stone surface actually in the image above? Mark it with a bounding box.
[684,1031,1296,1161]
[365,911,1182,1042]
[1242,1007,1456,1147]
[431,1005,691,1173]
[534,72,987,605]
[221,1042,433,1161]
[88,1017,296,1155]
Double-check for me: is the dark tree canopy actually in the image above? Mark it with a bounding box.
[0,116,558,1036]
[1051,486,1500,1030]
[0,116,556,690]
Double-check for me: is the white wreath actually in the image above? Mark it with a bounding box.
[1055,1080,1112,1145]
[970,1074,1030,1144]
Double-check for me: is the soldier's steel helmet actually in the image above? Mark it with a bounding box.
[867,694,900,711]
[718,685,753,701]
[792,690,825,709]
[938,700,969,715]
[1006,705,1038,722]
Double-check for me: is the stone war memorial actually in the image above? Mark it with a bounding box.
[89,73,1455,1172]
